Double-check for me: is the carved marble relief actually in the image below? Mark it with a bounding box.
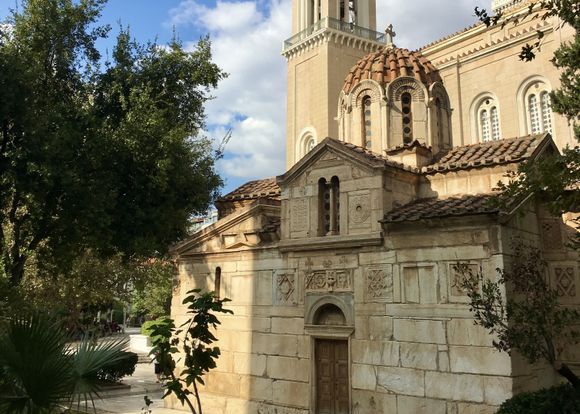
[349,193,371,228]
[274,272,296,305]
[450,263,480,297]
[291,198,309,232]
[305,269,352,292]
[540,218,563,250]
[554,266,576,298]
[365,267,393,301]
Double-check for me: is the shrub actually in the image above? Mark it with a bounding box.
[95,351,138,383]
[141,317,168,336]
[497,384,580,414]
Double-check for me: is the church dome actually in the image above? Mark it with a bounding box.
[342,47,441,93]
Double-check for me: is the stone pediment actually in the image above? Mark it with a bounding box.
[171,200,280,256]
[278,137,418,187]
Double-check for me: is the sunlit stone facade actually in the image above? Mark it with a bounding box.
[169,1,579,413]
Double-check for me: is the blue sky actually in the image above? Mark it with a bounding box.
[0,0,481,196]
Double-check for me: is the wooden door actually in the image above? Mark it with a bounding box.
[315,339,349,414]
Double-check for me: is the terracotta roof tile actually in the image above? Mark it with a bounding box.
[343,47,441,93]
[219,177,280,202]
[330,139,419,173]
[382,194,498,223]
[423,134,546,173]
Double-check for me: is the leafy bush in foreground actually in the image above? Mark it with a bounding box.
[497,384,580,414]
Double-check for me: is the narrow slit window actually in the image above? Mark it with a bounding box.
[401,93,413,143]
[529,94,541,134]
[490,107,500,140]
[480,109,490,142]
[540,91,553,134]
[362,96,372,149]
[215,267,221,298]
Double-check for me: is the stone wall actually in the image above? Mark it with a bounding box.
[169,216,542,413]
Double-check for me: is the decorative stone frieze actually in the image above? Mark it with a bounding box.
[305,269,353,292]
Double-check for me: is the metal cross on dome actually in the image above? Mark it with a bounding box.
[385,24,396,46]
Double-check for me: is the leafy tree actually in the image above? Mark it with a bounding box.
[131,259,175,321]
[0,0,225,288]
[147,289,233,414]
[457,245,580,389]
[0,313,132,413]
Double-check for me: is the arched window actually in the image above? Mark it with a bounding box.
[297,128,317,162]
[362,95,372,149]
[305,137,316,153]
[476,97,501,142]
[215,267,221,298]
[522,80,553,135]
[401,92,413,143]
[331,176,340,234]
[318,176,340,236]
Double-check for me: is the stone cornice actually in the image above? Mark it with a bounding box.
[282,28,385,61]
[278,232,383,252]
[428,20,553,70]
[171,200,280,255]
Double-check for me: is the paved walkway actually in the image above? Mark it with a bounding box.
[76,329,188,414]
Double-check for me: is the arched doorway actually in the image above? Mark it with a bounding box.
[313,304,349,414]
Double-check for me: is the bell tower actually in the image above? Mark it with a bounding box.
[283,0,386,168]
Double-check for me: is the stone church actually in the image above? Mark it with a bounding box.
[169,0,579,412]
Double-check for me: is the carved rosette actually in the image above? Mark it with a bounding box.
[349,194,371,227]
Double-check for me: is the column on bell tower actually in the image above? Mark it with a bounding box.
[283,0,382,169]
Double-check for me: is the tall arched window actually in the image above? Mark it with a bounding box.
[318,178,330,236]
[401,92,413,143]
[477,97,501,142]
[330,176,340,234]
[362,96,372,149]
[523,82,553,135]
[318,177,340,236]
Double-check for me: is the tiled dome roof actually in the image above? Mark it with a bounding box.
[343,47,441,93]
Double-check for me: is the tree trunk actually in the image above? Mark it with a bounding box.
[554,361,580,390]
[9,256,26,287]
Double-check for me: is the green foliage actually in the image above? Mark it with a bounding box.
[141,317,168,337]
[147,289,233,414]
[0,313,130,413]
[497,384,580,413]
[0,0,225,287]
[95,351,138,383]
[131,260,174,320]
[457,245,580,386]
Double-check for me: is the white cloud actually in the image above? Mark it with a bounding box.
[169,0,290,187]
[376,0,479,49]
[168,0,483,190]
